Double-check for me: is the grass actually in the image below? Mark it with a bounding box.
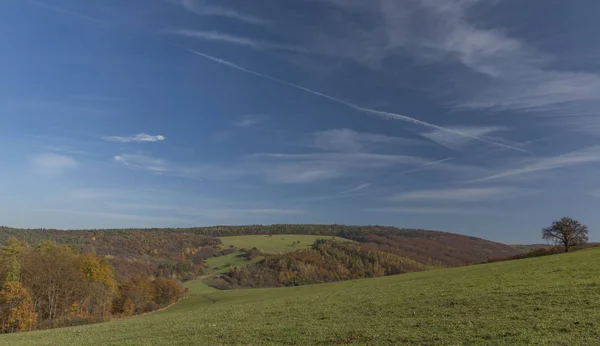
[3,248,600,345]
[202,252,263,275]
[181,280,219,294]
[219,234,348,253]
[203,235,349,275]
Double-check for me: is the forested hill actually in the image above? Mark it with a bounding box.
[0,224,520,267]
[0,224,520,331]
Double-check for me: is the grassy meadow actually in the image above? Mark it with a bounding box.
[219,234,348,253]
[204,234,349,275]
[2,246,599,345]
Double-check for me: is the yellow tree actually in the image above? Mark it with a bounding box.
[78,252,118,318]
[20,242,84,322]
[0,281,37,333]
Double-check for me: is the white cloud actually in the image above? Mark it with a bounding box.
[173,0,268,26]
[30,154,77,175]
[298,1,600,133]
[312,129,421,152]
[169,30,307,54]
[103,133,166,143]
[421,126,507,151]
[475,145,600,182]
[380,1,600,130]
[390,187,538,202]
[234,114,269,127]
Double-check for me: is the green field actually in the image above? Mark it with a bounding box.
[181,280,219,294]
[219,234,348,253]
[203,235,348,275]
[203,252,264,275]
[3,247,600,345]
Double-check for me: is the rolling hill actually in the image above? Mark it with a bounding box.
[2,246,598,345]
[0,225,521,271]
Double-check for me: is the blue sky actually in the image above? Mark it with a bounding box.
[1,0,600,243]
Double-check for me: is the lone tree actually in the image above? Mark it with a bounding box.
[542,217,589,253]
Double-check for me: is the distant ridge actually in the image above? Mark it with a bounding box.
[0,224,520,268]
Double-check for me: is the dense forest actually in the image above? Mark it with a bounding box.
[0,239,184,333]
[0,227,220,283]
[0,225,520,268]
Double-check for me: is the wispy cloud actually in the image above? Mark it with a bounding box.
[33,1,113,26]
[69,188,126,200]
[113,151,436,184]
[342,183,371,194]
[475,145,600,182]
[312,128,421,152]
[425,2,600,117]
[390,187,539,202]
[41,145,87,156]
[176,46,528,153]
[249,152,428,183]
[172,0,268,26]
[103,133,166,143]
[304,1,600,133]
[34,208,192,223]
[114,153,239,181]
[114,155,171,174]
[30,154,77,175]
[421,126,507,151]
[367,207,476,215]
[234,114,269,128]
[104,202,307,218]
[212,208,308,216]
[168,30,306,54]
[380,1,600,131]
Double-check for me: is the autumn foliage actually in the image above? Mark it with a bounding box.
[216,240,439,289]
[0,238,184,334]
[0,281,37,333]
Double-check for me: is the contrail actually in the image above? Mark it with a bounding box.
[341,183,371,194]
[177,45,529,154]
[33,1,114,26]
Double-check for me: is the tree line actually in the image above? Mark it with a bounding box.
[0,225,521,269]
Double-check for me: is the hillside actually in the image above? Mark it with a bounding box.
[3,247,599,345]
[0,225,520,272]
[215,240,439,289]
[203,235,350,275]
[510,244,551,252]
